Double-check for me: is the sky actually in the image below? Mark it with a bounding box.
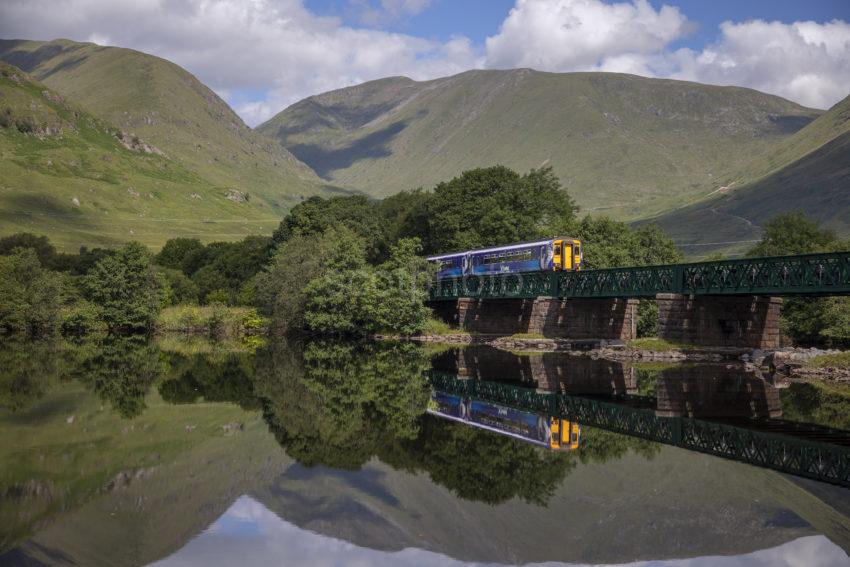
[0,0,848,126]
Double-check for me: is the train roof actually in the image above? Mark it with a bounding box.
[427,237,578,260]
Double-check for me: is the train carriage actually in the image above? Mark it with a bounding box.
[428,237,582,279]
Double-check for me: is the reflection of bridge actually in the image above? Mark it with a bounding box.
[429,252,850,348]
[427,371,850,487]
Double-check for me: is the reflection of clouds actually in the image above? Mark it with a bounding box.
[152,495,850,567]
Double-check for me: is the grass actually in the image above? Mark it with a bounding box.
[420,317,465,336]
[509,332,548,340]
[156,305,267,337]
[805,352,850,369]
[0,40,342,251]
[627,338,698,351]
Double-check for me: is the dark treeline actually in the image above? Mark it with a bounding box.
[0,166,846,343]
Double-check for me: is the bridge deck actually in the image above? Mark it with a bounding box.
[427,371,850,488]
[428,251,850,301]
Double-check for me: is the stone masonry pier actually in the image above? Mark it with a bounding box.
[430,297,638,340]
[655,294,782,349]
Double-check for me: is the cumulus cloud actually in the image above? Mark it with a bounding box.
[671,19,850,110]
[0,0,479,125]
[482,0,850,109]
[485,0,693,72]
[0,0,847,126]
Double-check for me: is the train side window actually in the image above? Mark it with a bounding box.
[554,243,561,255]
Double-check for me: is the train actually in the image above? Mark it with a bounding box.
[427,390,581,451]
[427,237,583,280]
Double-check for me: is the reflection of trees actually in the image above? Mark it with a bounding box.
[74,337,166,418]
[253,340,431,470]
[380,416,576,506]
[158,351,260,411]
[0,340,64,412]
[780,380,850,430]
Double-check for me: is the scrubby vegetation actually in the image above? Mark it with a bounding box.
[1,165,846,344]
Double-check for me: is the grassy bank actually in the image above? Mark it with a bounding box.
[156,305,267,338]
[805,352,850,370]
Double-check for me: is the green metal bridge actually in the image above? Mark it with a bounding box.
[427,371,850,488]
[428,251,850,301]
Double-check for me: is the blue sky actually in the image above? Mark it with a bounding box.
[1,0,848,125]
[305,0,849,48]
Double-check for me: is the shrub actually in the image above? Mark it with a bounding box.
[60,301,101,335]
[0,107,12,128]
[15,115,35,134]
[636,299,659,338]
[0,248,63,335]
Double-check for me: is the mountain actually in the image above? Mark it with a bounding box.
[653,94,850,257]
[0,39,337,250]
[257,69,821,220]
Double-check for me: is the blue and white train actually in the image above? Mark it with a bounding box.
[427,237,583,280]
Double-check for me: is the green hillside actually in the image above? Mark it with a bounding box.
[653,94,850,257]
[258,69,821,220]
[0,39,337,250]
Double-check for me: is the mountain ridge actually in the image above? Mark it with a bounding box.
[258,68,821,220]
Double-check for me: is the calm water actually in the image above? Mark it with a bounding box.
[1,337,849,567]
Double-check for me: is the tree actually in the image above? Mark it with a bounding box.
[83,242,164,333]
[0,248,63,335]
[155,238,204,271]
[0,233,57,267]
[747,212,843,257]
[425,166,577,254]
[157,267,199,305]
[303,238,433,336]
[254,226,366,331]
[747,213,850,346]
[272,195,387,261]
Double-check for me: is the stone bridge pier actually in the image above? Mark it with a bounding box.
[655,294,782,349]
[430,297,638,340]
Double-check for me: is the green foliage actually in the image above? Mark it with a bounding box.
[273,195,387,261]
[636,300,659,338]
[0,233,57,267]
[747,212,845,257]
[155,238,204,271]
[255,226,365,331]
[576,217,682,269]
[303,238,433,336]
[425,166,577,254]
[157,267,199,306]
[177,236,274,304]
[780,380,850,430]
[747,213,850,346]
[156,305,267,337]
[0,248,63,335]
[806,352,850,369]
[60,301,101,335]
[82,242,164,333]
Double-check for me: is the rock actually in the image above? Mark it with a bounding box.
[71,197,80,207]
[66,415,75,424]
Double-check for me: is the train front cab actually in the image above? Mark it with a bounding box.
[553,239,582,271]
[550,418,581,450]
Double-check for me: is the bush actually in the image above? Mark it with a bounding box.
[0,107,12,128]
[60,301,101,335]
[157,267,199,306]
[0,248,63,335]
[156,305,267,337]
[636,299,658,338]
[15,115,35,134]
[82,242,163,333]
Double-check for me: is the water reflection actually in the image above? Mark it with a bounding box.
[1,339,850,566]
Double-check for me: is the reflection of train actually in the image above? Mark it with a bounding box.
[427,237,583,280]
[428,390,581,451]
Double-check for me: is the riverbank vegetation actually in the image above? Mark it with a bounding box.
[0,166,847,345]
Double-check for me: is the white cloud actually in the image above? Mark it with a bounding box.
[670,19,850,109]
[0,0,847,127]
[484,0,693,72]
[0,0,479,126]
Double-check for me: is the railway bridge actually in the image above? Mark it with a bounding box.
[428,251,850,348]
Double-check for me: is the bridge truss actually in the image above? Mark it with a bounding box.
[428,251,850,301]
[427,371,850,487]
